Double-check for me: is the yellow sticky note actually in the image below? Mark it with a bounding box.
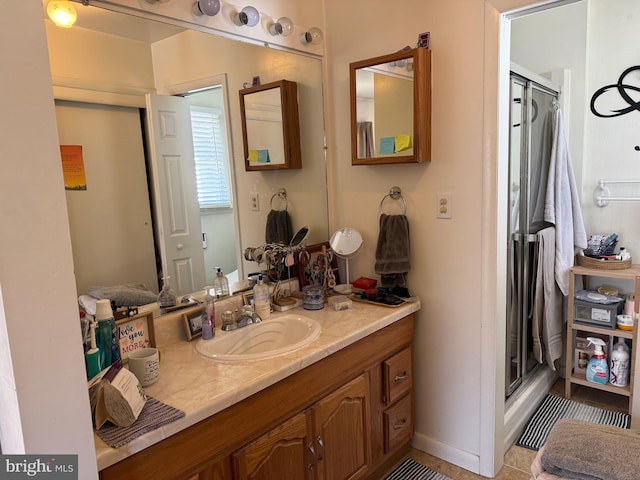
[395,135,412,152]
[248,150,259,162]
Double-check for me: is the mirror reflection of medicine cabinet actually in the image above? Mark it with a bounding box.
[239,80,302,171]
[350,48,431,165]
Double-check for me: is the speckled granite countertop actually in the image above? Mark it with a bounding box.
[95,299,420,470]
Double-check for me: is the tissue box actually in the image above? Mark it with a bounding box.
[353,277,377,290]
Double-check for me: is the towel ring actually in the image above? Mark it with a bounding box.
[270,188,288,211]
[379,186,407,215]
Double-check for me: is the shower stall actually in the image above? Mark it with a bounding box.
[505,65,560,398]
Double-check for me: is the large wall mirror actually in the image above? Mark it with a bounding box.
[350,48,432,165]
[45,3,329,302]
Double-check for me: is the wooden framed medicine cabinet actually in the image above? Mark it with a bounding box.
[239,80,302,171]
[350,48,431,165]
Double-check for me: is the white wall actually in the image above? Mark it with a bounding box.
[0,2,98,478]
[581,0,640,259]
[55,101,159,295]
[324,0,487,470]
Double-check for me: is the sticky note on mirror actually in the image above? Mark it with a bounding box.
[395,134,412,152]
[379,137,395,155]
[248,150,259,163]
[258,149,270,163]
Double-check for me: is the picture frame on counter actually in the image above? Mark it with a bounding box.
[242,291,255,307]
[182,306,205,341]
[116,312,155,362]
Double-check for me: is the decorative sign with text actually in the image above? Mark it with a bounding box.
[116,312,155,362]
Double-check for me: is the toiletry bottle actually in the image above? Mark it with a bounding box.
[95,299,120,369]
[158,276,177,313]
[610,338,630,387]
[85,321,101,380]
[253,274,271,320]
[625,294,635,317]
[585,337,609,385]
[201,286,215,340]
[213,267,230,299]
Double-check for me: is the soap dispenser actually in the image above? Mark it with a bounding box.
[213,267,230,299]
[253,274,271,320]
[85,321,101,380]
[158,276,177,313]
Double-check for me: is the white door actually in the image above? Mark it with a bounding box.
[145,93,205,296]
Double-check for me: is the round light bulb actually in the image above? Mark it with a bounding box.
[269,16,294,36]
[47,0,77,28]
[235,6,260,27]
[301,27,323,45]
[192,0,220,17]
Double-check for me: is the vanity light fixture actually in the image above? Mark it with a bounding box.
[268,16,294,37]
[300,27,323,46]
[192,0,221,17]
[47,0,77,28]
[234,6,260,27]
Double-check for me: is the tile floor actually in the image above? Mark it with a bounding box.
[393,377,629,479]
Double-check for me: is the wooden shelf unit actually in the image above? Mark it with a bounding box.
[564,264,640,428]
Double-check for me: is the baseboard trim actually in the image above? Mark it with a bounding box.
[411,432,480,474]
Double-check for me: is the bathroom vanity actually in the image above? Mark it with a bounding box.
[97,300,419,480]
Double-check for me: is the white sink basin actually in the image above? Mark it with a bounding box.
[195,314,321,361]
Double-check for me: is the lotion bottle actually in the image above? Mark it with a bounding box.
[610,338,630,387]
[586,337,609,385]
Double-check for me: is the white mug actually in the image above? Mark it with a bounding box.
[127,347,160,387]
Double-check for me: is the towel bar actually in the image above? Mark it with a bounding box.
[594,179,640,207]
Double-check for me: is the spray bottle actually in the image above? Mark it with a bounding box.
[586,337,609,385]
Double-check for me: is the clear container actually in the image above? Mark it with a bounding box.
[302,285,324,310]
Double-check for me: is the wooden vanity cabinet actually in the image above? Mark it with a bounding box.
[233,374,370,480]
[99,315,414,480]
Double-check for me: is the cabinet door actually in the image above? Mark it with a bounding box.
[312,374,371,480]
[232,411,313,480]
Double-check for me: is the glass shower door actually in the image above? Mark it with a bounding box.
[506,73,557,397]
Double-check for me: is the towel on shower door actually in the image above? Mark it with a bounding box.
[265,209,293,245]
[375,214,410,288]
[544,108,586,296]
[532,226,563,370]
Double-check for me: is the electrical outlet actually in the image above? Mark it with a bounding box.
[436,193,452,219]
[250,193,259,211]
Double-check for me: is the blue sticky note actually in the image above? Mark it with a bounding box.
[379,137,395,154]
[258,149,270,163]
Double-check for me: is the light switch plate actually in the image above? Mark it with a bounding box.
[437,193,452,219]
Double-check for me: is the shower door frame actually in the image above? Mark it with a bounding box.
[506,65,560,398]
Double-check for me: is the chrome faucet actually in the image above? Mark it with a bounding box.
[221,311,262,331]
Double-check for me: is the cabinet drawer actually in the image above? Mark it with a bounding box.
[383,347,412,405]
[383,394,413,453]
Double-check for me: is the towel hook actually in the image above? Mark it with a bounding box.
[270,188,288,211]
[379,186,407,215]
